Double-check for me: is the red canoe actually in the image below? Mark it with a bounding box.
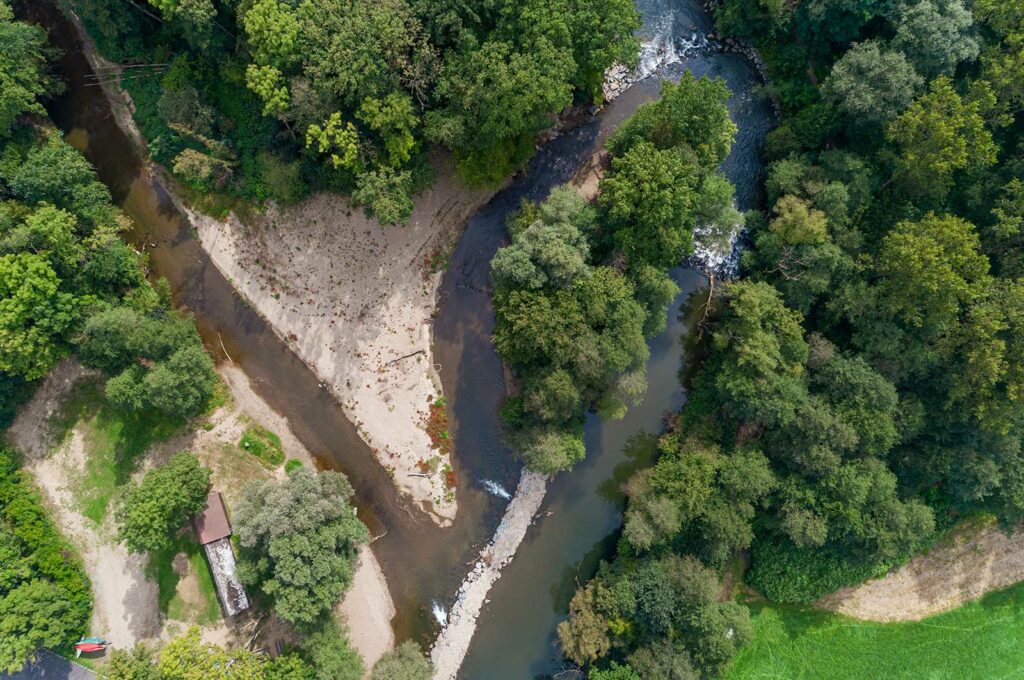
[74,643,106,654]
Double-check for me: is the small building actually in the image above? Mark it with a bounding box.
[193,491,250,617]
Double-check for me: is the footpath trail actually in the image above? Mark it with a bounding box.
[816,518,1024,622]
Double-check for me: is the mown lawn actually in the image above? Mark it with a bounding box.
[728,582,1024,679]
[148,533,222,626]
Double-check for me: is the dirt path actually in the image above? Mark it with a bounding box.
[816,518,1024,622]
[5,360,162,646]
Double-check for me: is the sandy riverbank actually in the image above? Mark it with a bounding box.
[4,361,396,659]
[339,545,397,671]
[186,163,495,526]
[65,7,491,526]
[816,517,1024,622]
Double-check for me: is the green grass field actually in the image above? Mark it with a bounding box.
[148,533,222,626]
[55,382,183,523]
[728,582,1024,679]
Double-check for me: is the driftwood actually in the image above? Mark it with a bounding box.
[408,472,430,478]
[697,272,716,340]
[384,349,425,367]
[218,333,235,365]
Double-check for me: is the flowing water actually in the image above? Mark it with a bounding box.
[20,0,499,642]
[440,1,773,675]
[23,0,772,671]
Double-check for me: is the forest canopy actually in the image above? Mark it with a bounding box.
[561,0,1024,678]
[70,0,643,223]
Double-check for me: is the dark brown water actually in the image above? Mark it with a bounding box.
[20,0,495,642]
[23,0,772,670]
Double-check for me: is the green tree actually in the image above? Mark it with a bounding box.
[370,640,433,680]
[600,142,698,270]
[590,662,642,680]
[608,74,736,168]
[874,214,990,342]
[115,453,211,554]
[888,76,997,200]
[303,620,363,680]
[703,281,809,428]
[0,2,53,138]
[243,0,302,68]
[246,64,290,117]
[891,0,979,79]
[234,468,368,628]
[491,219,590,291]
[107,644,160,680]
[357,92,419,168]
[306,112,361,172]
[0,252,80,380]
[822,41,922,133]
[5,134,118,232]
[0,580,78,673]
[428,38,574,185]
[157,626,265,680]
[351,167,415,225]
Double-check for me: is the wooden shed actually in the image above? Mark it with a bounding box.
[192,491,250,617]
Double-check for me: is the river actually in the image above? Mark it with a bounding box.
[440,0,773,675]
[23,0,771,674]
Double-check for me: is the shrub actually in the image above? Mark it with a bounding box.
[239,425,285,467]
[747,535,890,603]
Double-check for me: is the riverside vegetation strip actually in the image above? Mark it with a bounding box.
[557,0,1024,678]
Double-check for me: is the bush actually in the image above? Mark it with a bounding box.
[239,425,285,467]
[747,535,890,603]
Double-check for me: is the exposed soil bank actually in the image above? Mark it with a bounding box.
[189,157,494,525]
[817,518,1024,622]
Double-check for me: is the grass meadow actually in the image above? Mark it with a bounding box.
[728,583,1024,679]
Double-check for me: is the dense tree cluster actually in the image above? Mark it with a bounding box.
[0,4,217,425]
[563,0,1024,676]
[493,75,741,473]
[0,449,91,673]
[72,0,642,222]
[234,467,368,629]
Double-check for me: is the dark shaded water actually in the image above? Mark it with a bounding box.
[24,0,771,670]
[438,0,773,674]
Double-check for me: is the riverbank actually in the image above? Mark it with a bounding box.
[815,517,1024,622]
[187,161,494,526]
